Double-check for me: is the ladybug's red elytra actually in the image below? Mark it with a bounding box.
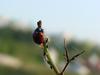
[32,20,44,46]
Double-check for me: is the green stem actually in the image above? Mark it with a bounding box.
[43,43,60,75]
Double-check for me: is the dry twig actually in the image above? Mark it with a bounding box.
[43,38,85,75]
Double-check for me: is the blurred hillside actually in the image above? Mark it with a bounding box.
[0,19,100,75]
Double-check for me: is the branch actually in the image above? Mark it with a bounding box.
[60,39,85,75]
[64,39,69,62]
[43,39,60,75]
[42,38,85,75]
[70,50,85,61]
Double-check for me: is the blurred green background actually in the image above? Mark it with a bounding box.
[0,18,100,75]
[0,0,100,75]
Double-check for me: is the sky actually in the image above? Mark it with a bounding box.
[0,0,100,43]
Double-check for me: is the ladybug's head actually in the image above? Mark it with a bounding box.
[37,20,42,28]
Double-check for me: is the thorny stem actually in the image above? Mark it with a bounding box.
[42,38,85,75]
[43,41,60,75]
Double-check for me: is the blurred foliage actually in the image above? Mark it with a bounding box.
[0,26,42,63]
[0,26,100,75]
